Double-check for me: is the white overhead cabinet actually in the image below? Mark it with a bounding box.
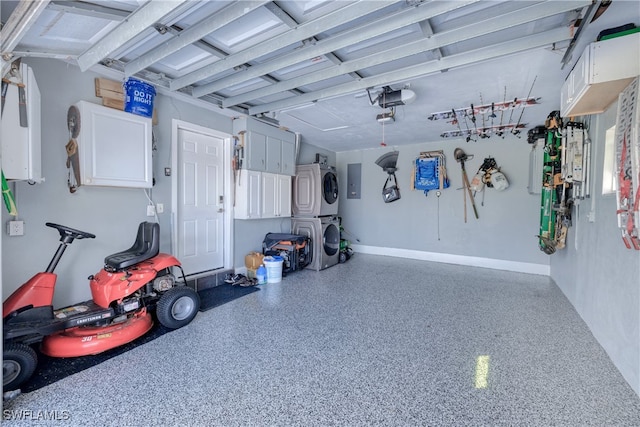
[75,101,152,188]
[234,117,296,175]
[561,32,640,117]
[233,117,295,220]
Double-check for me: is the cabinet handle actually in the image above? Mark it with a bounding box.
[217,208,224,213]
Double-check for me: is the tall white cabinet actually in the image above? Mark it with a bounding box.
[232,117,296,220]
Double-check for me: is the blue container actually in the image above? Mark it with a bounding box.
[123,78,156,118]
[256,265,267,285]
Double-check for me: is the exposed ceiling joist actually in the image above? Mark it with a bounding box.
[193,0,476,98]
[48,1,130,20]
[418,19,443,62]
[560,0,602,69]
[76,0,192,71]
[264,2,364,82]
[161,24,227,59]
[1,0,611,152]
[225,0,589,109]
[124,0,269,76]
[0,0,50,73]
[248,27,571,116]
[169,0,394,91]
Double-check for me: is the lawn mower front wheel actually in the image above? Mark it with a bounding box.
[156,286,200,329]
[3,343,38,391]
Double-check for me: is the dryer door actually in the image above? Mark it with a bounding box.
[323,222,340,256]
[323,171,338,205]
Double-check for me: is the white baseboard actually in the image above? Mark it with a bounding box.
[351,244,550,276]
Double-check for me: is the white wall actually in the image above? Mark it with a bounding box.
[551,101,640,396]
[336,134,550,273]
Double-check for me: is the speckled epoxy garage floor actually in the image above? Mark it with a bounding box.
[3,254,640,426]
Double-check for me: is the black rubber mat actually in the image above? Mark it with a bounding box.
[198,283,259,312]
[14,285,258,393]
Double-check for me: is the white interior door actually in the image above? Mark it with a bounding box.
[175,126,225,275]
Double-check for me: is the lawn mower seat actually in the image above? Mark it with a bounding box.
[104,222,160,270]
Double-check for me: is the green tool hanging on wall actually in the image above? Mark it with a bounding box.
[2,170,18,216]
[538,111,566,254]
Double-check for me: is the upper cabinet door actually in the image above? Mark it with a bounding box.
[281,139,295,176]
[265,136,282,174]
[246,131,266,171]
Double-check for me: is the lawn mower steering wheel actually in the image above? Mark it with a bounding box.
[46,222,96,242]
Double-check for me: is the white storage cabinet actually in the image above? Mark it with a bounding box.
[233,117,296,175]
[0,63,42,182]
[75,101,152,188]
[232,116,295,220]
[235,170,291,220]
[561,32,640,117]
[262,173,291,218]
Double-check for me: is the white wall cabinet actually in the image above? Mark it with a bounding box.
[0,63,42,182]
[561,32,640,117]
[262,173,291,218]
[235,170,291,220]
[76,101,152,188]
[233,117,296,175]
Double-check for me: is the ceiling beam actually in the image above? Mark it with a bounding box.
[76,0,191,72]
[560,0,601,69]
[124,0,269,76]
[227,0,589,108]
[418,19,443,62]
[169,1,396,91]
[193,0,476,98]
[265,2,363,81]
[248,27,572,116]
[161,24,227,59]
[0,0,50,73]
[48,1,130,20]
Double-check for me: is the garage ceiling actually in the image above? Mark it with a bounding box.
[0,0,621,152]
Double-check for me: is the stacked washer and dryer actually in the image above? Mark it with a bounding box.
[292,162,341,271]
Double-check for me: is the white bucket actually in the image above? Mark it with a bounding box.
[263,256,284,283]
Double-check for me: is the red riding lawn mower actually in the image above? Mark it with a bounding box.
[3,222,200,391]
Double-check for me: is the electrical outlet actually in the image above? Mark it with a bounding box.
[7,220,24,236]
[147,205,156,216]
[156,203,164,214]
